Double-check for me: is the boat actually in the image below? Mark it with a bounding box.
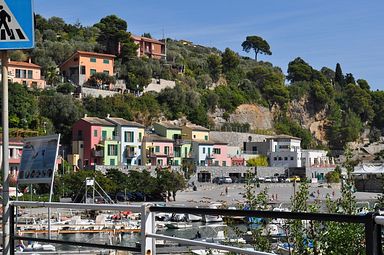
[15,242,56,252]
[165,222,192,229]
[203,203,223,223]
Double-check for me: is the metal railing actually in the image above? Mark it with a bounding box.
[9,201,384,255]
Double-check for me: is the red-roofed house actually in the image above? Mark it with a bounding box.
[132,35,166,60]
[8,60,46,89]
[59,51,115,86]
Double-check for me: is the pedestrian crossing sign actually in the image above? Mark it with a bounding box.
[0,0,34,50]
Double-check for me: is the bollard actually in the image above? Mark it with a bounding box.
[141,203,156,255]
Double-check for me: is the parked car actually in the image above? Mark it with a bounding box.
[286,176,301,182]
[271,176,279,183]
[212,177,232,184]
[264,176,272,183]
[254,177,265,183]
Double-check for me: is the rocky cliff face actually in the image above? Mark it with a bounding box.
[210,104,274,130]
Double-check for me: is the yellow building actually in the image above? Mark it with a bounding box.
[181,124,210,141]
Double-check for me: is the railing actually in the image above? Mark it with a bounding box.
[9,202,384,255]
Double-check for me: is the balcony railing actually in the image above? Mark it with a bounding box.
[8,201,384,255]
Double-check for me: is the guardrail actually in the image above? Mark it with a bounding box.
[9,201,384,255]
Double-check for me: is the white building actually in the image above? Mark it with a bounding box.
[268,135,302,167]
[106,117,145,166]
[192,140,214,166]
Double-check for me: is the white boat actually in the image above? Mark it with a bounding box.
[165,222,192,229]
[16,242,56,252]
[188,213,203,222]
[203,204,223,223]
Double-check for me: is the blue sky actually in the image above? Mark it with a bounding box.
[35,0,384,91]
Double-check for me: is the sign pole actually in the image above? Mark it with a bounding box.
[2,50,10,255]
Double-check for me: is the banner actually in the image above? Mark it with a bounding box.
[18,134,60,184]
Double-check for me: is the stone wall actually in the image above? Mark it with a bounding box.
[81,87,120,98]
[209,131,271,148]
[143,78,176,93]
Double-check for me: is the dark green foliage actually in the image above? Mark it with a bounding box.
[56,83,76,94]
[2,83,39,129]
[241,35,272,61]
[287,57,313,83]
[274,116,313,148]
[214,85,246,112]
[87,72,116,87]
[221,48,240,74]
[94,15,137,59]
[207,54,222,82]
[334,63,345,88]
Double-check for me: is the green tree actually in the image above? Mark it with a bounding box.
[56,83,76,94]
[221,48,239,74]
[246,156,268,166]
[241,35,272,61]
[207,54,222,82]
[287,57,313,83]
[334,63,345,88]
[87,72,116,88]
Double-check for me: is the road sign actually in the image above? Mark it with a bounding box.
[18,134,60,184]
[0,0,34,50]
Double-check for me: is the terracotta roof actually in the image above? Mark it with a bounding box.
[8,61,41,69]
[107,117,145,128]
[82,117,115,126]
[184,124,210,132]
[59,50,115,68]
[131,35,165,45]
[76,51,116,58]
[143,134,173,143]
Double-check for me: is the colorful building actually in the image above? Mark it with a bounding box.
[59,51,115,86]
[141,134,174,167]
[182,124,210,141]
[106,116,145,166]
[7,60,46,89]
[132,35,166,60]
[72,116,120,168]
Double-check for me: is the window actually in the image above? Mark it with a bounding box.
[193,135,196,139]
[77,130,83,140]
[252,146,258,153]
[213,148,221,154]
[291,157,294,160]
[200,160,205,166]
[155,146,160,153]
[90,57,96,62]
[103,59,109,64]
[214,161,219,166]
[124,131,134,142]
[222,161,227,166]
[278,157,282,161]
[27,70,33,79]
[164,146,169,155]
[103,70,109,75]
[174,160,179,166]
[90,69,96,75]
[110,159,115,166]
[274,157,277,161]
[15,69,20,78]
[208,148,211,155]
[80,66,86,75]
[138,132,142,142]
[157,159,163,165]
[204,135,208,141]
[21,70,26,78]
[102,130,107,140]
[203,148,206,154]
[93,130,98,137]
[107,144,118,156]
[284,157,288,161]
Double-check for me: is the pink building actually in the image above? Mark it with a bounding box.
[212,143,232,167]
[131,35,166,60]
[8,60,46,89]
[72,116,116,168]
[142,134,174,166]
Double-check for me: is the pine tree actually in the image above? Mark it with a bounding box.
[334,63,345,88]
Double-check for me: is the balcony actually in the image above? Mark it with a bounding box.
[174,139,184,146]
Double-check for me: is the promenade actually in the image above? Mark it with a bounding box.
[169,182,381,207]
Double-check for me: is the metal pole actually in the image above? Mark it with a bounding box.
[2,50,10,255]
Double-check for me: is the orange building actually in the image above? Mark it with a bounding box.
[59,51,115,86]
[132,35,166,60]
[8,60,46,89]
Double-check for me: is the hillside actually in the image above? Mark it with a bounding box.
[7,14,384,153]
